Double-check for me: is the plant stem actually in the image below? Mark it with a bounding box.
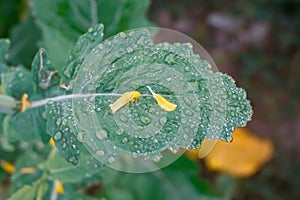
[29,93,152,109]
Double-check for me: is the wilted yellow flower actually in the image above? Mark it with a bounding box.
[186,127,274,178]
[0,160,15,174]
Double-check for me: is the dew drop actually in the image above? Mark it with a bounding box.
[183,134,189,140]
[217,107,225,113]
[119,114,128,122]
[193,106,201,112]
[184,109,193,116]
[116,128,124,135]
[166,77,172,82]
[96,149,105,156]
[42,111,47,119]
[54,131,62,141]
[56,118,62,126]
[140,116,151,125]
[184,66,190,72]
[186,42,193,49]
[119,32,126,38]
[149,107,156,113]
[108,156,115,163]
[183,96,192,105]
[164,54,176,65]
[226,135,233,142]
[77,131,85,142]
[153,155,161,162]
[95,129,108,140]
[126,47,133,53]
[132,152,138,158]
[159,116,167,125]
[61,118,68,126]
[122,137,128,143]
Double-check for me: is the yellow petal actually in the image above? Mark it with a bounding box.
[49,138,55,147]
[0,160,15,174]
[21,93,32,112]
[154,94,177,112]
[146,86,177,112]
[204,127,274,178]
[20,167,36,174]
[55,180,64,194]
[110,91,141,113]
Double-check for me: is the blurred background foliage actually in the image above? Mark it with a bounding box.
[0,0,299,199]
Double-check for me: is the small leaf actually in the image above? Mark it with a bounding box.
[40,149,103,183]
[31,49,61,97]
[3,112,39,142]
[31,0,152,68]
[8,16,42,66]
[7,185,36,200]
[1,66,34,99]
[0,39,10,62]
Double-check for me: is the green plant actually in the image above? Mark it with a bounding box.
[0,0,252,199]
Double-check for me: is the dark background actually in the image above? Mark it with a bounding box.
[148,0,300,199]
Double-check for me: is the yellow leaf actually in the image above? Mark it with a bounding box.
[204,127,274,178]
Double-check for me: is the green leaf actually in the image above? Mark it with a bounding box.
[31,0,152,68]
[40,149,103,183]
[1,65,50,143]
[11,146,47,192]
[0,39,10,62]
[0,39,11,85]
[1,66,34,99]
[3,111,41,142]
[8,16,42,67]
[100,167,223,200]
[46,99,83,165]
[44,23,105,165]
[31,49,61,98]
[61,23,104,88]
[7,185,36,200]
[9,172,48,200]
[54,27,252,168]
